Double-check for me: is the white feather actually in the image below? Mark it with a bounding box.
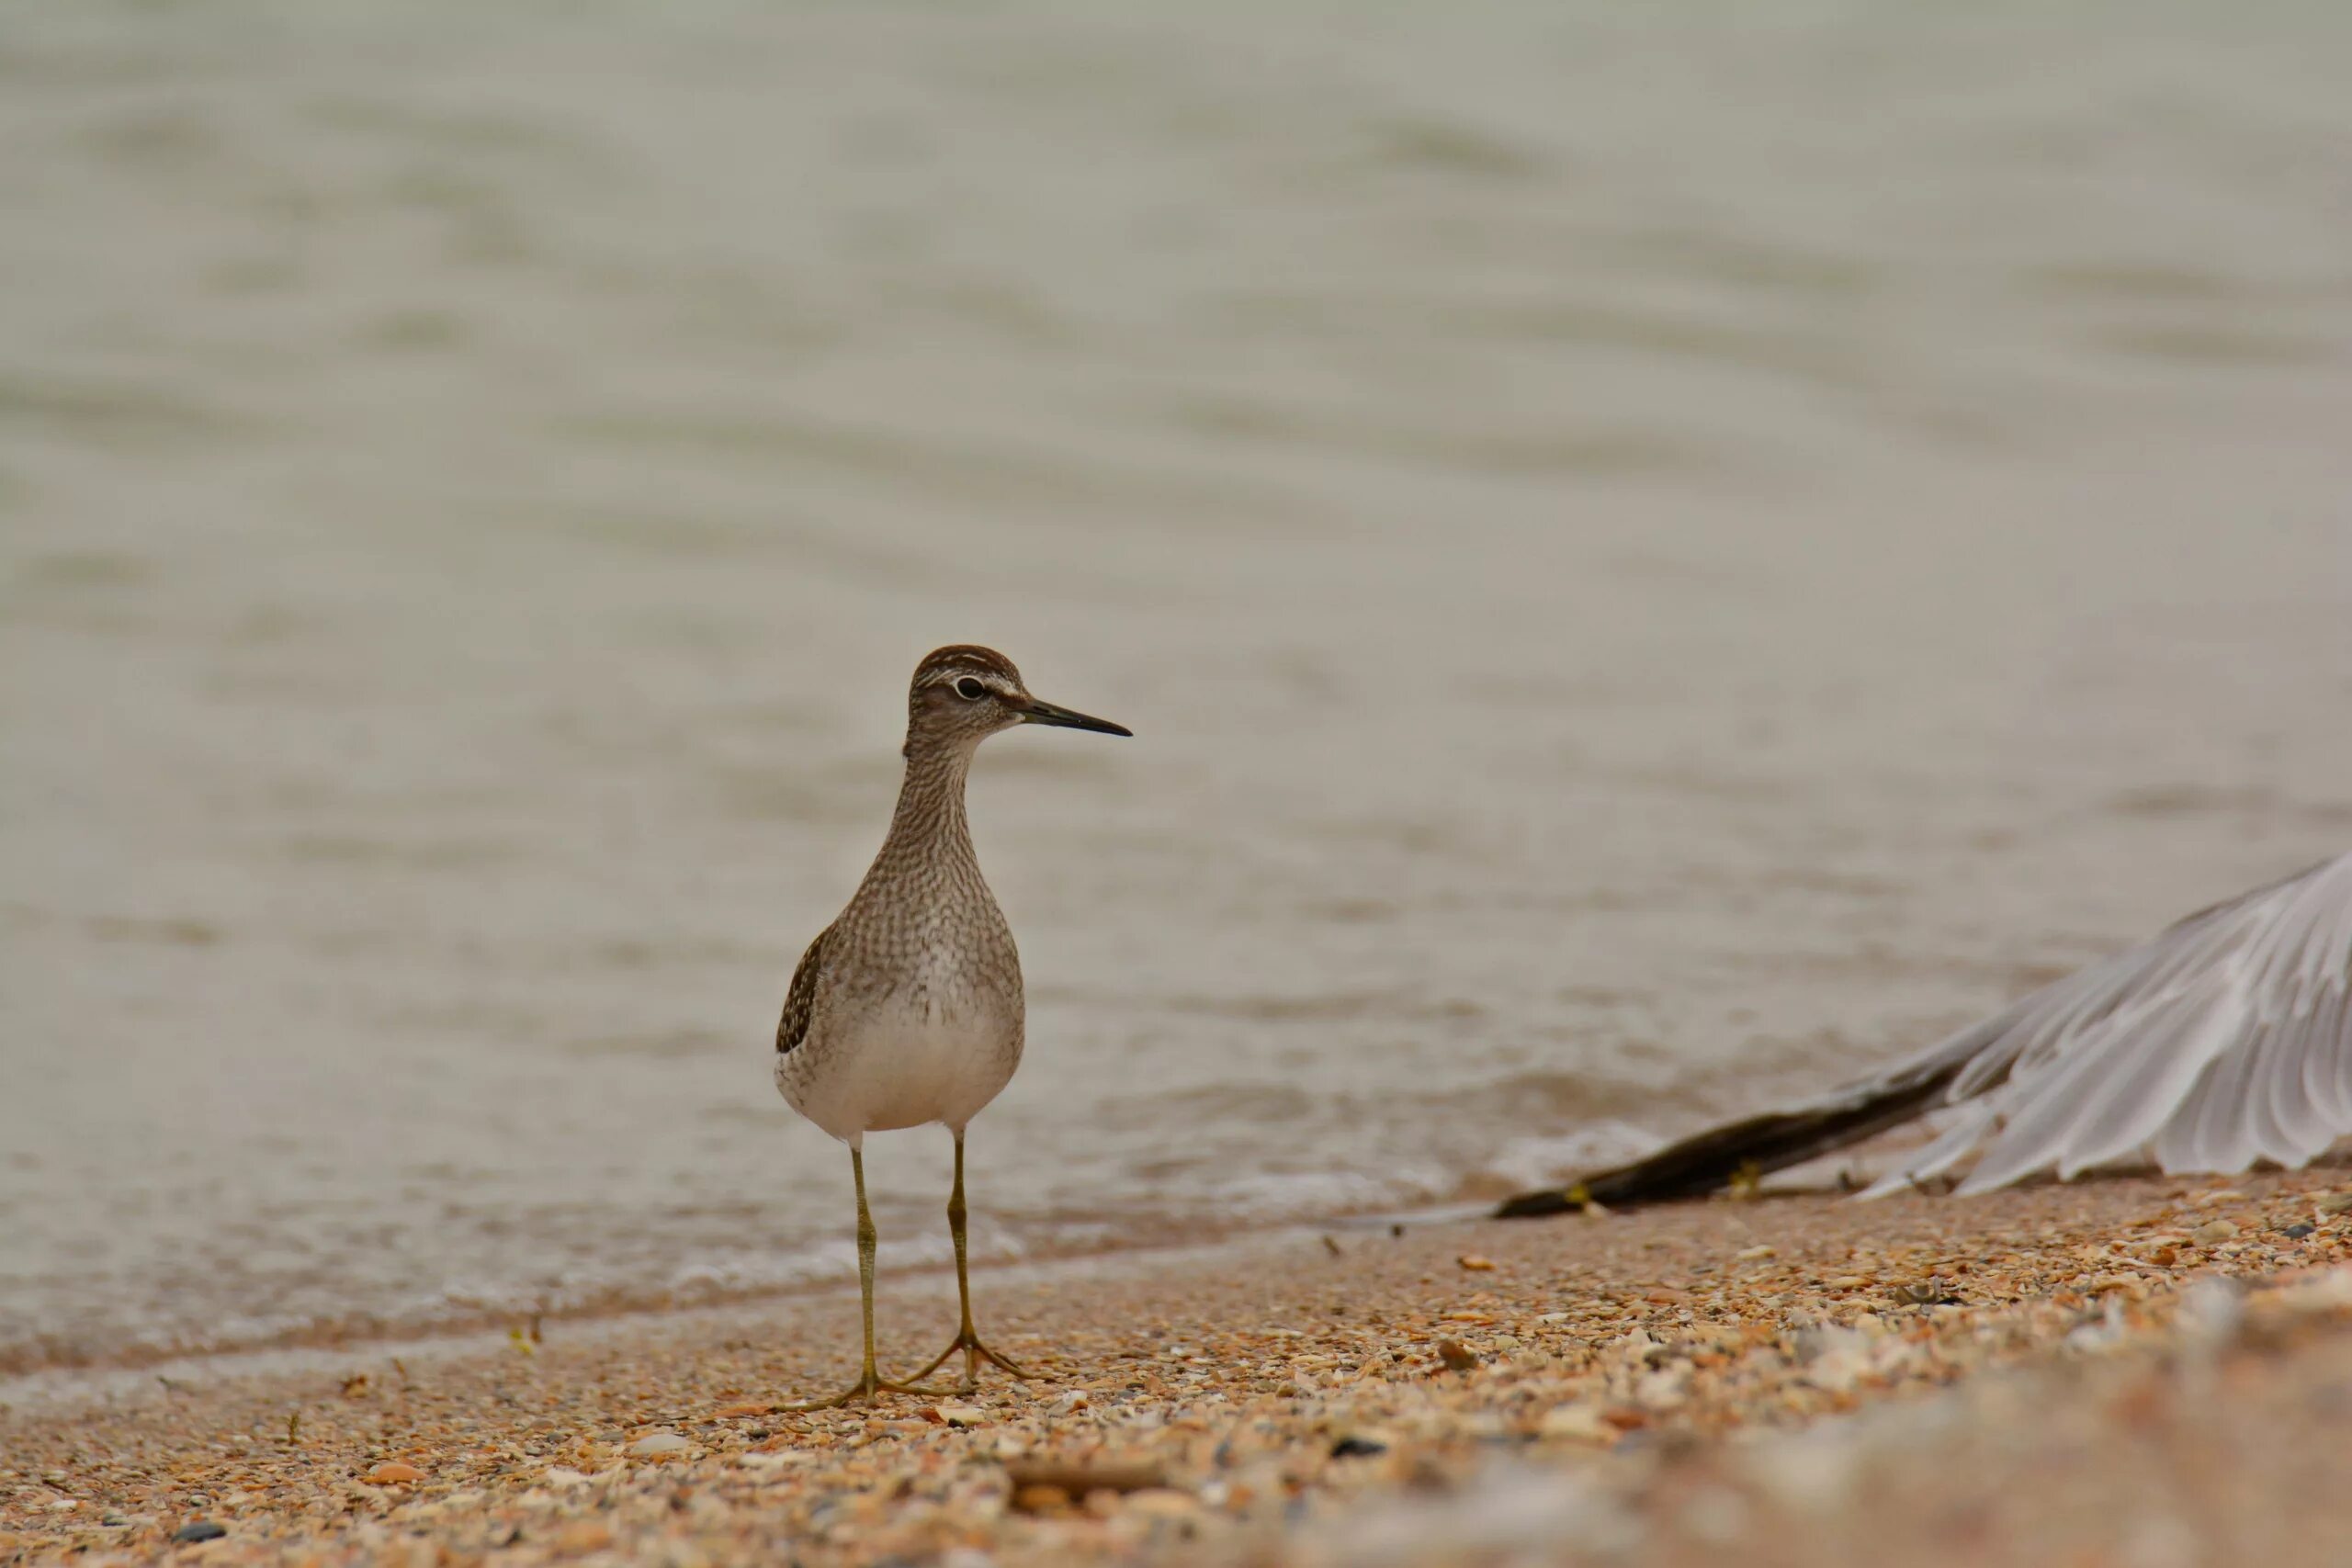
[1859,852,2352,1196]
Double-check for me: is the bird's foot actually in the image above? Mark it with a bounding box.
[775,1366,964,1412]
[900,1328,1043,1393]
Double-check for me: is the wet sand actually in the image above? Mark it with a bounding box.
[6,1168,2351,1566]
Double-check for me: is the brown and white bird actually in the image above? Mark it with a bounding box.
[773,645,1128,1405]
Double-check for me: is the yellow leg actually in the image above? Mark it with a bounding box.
[782,1145,959,1409]
[900,1131,1040,1391]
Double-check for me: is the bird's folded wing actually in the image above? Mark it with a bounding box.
[775,924,837,1057]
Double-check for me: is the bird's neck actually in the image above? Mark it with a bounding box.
[868,736,979,881]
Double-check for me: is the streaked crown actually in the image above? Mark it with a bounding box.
[901,644,1131,750]
[912,645,1024,694]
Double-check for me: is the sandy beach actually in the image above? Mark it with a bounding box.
[6,1168,2351,1567]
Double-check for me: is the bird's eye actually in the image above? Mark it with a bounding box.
[954,677,988,701]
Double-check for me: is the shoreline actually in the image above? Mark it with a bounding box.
[0,1223,1274,1392]
[6,1167,2350,1564]
[0,1172,1544,1387]
[0,1191,1509,1394]
[0,1224,1365,1419]
[0,1112,1894,1390]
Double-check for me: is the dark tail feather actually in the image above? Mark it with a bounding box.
[1493,1059,1969,1218]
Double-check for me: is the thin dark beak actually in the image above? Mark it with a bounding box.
[1013,696,1132,737]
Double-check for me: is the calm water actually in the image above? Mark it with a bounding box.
[5,1,2351,1375]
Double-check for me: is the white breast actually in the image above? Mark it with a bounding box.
[777,969,1022,1143]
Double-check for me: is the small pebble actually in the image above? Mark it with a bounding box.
[1537,1404,1611,1441]
[628,1432,692,1459]
[172,1521,227,1543]
[2177,1279,2245,1348]
[2190,1220,2238,1246]
[2283,1224,2317,1240]
[1436,1338,1478,1372]
[1124,1488,1201,1519]
[1329,1436,1387,1459]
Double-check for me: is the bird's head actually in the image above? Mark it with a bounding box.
[904,645,1131,756]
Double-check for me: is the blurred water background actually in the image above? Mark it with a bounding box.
[5,1,2351,1374]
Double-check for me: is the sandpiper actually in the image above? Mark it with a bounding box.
[773,645,1129,1405]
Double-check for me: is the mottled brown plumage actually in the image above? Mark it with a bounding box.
[774,925,831,1058]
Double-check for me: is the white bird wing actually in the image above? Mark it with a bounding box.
[1859,851,2352,1197]
[1496,852,2352,1218]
